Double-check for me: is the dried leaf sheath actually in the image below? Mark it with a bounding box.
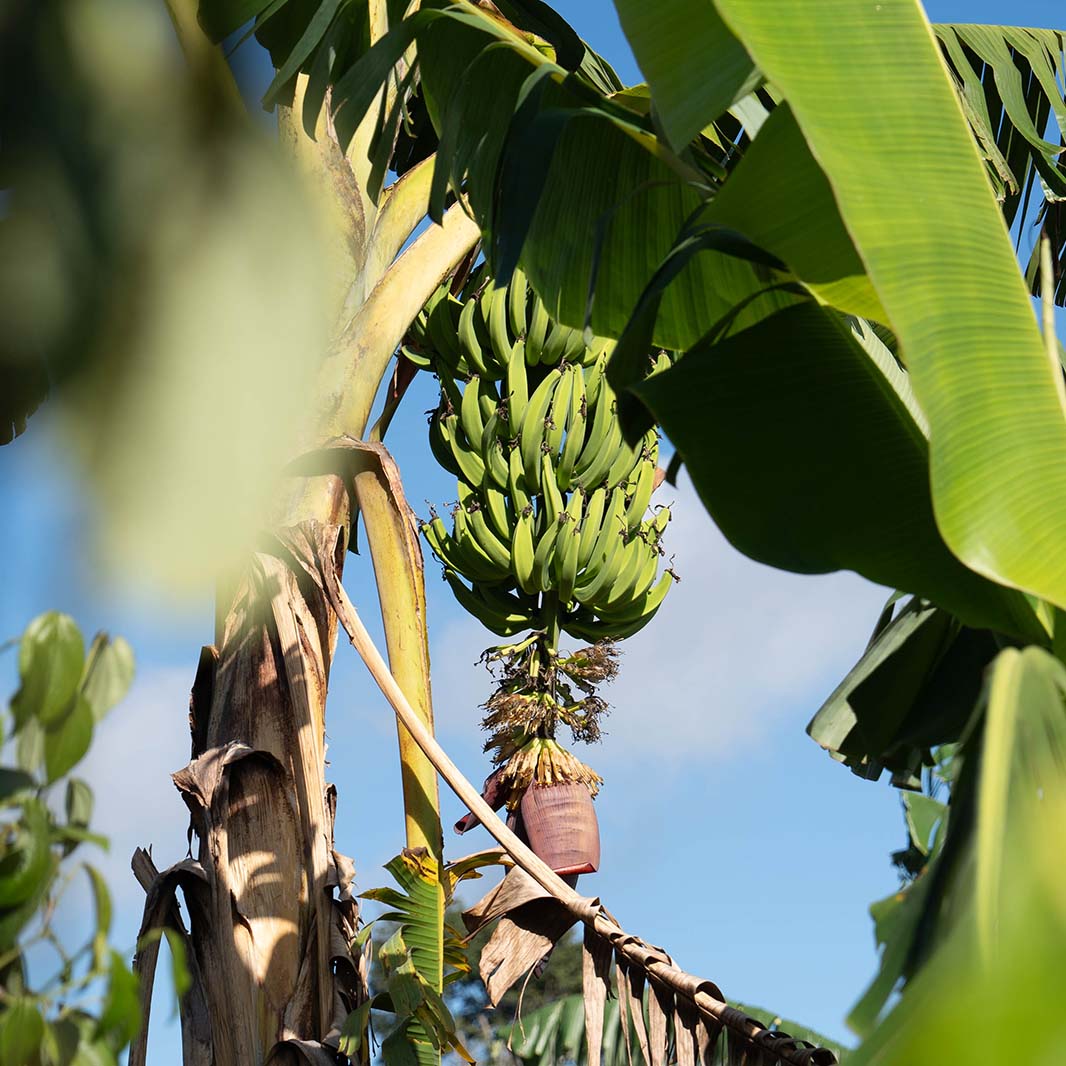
[317,540,840,1066]
[583,925,613,1066]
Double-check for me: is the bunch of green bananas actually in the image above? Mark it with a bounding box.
[408,264,675,647]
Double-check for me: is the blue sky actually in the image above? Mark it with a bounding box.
[2,0,1064,1060]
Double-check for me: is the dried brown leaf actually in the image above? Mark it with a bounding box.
[583,925,613,1066]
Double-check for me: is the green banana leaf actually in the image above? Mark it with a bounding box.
[707,0,1066,613]
[634,303,1043,642]
[846,646,1066,1058]
[360,853,449,1066]
[806,598,1000,782]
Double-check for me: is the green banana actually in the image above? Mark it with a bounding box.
[563,593,666,641]
[458,296,490,376]
[586,532,644,612]
[560,325,588,366]
[480,414,510,490]
[624,456,656,530]
[540,452,564,527]
[573,373,615,484]
[454,505,511,583]
[577,401,624,489]
[441,412,486,487]
[444,570,538,637]
[459,376,486,450]
[545,364,573,462]
[604,536,660,611]
[419,266,676,648]
[487,283,513,369]
[423,515,499,585]
[540,320,576,366]
[426,294,463,373]
[505,339,528,438]
[511,506,537,595]
[604,428,655,490]
[508,268,528,338]
[428,411,462,478]
[554,491,584,605]
[576,486,607,571]
[583,350,608,411]
[482,482,513,542]
[526,294,550,365]
[531,514,562,593]
[519,366,562,486]
[575,485,626,588]
[579,335,609,368]
[462,501,514,575]
[557,364,587,488]
[508,445,531,513]
[597,568,673,624]
[474,293,508,377]
[573,506,627,604]
[477,376,500,425]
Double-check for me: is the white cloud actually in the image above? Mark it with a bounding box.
[77,666,195,911]
[430,474,888,766]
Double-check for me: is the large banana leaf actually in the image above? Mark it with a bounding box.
[635,303,1043,642]
[707,0,1066,612]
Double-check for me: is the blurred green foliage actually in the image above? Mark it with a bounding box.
[1,612,137,1066]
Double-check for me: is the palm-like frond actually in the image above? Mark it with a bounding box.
[934,26,1066,304]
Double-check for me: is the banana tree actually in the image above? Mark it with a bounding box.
[252,0,1066,1057]
[7,0,1065,1064]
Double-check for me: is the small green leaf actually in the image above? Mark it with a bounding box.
[44,696,94,783]
[903,794,947,856]
[12,612,84,729]
[163,929,192,1002]
[41,1018,80,1066]
[65,779,94,829]
[84,865,113,970]
[0,998,45,1066]
[79,635,134,723]
[15,720,44,775]
[337,1000,373,1057]
[0,769,36,800]
[0,798,53,907]
[95,952,140,1048]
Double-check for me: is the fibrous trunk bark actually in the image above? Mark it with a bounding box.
[131,485,368,1065]
[175,510,364,1064]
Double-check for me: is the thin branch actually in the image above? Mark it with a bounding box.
[328,578,835,1066]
